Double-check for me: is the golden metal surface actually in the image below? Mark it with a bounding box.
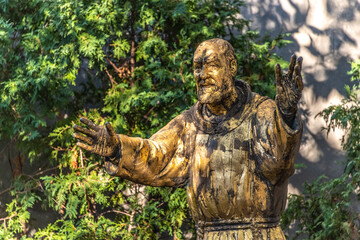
[73,39,303,239]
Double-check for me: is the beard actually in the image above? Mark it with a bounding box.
[197,76,234,104]
[197,85,221,104]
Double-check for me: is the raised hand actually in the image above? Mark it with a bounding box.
[73,118,121,158]
[275,54,304,124]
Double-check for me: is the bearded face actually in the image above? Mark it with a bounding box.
[193,42,235,105]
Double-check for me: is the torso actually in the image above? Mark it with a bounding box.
[187,112,286,222]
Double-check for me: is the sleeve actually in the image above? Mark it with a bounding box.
[104,113,190,187]
[251,99,303,185]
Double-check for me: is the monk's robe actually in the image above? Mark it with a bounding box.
[105,80,302,240]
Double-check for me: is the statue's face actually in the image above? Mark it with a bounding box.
[193,42,234,104]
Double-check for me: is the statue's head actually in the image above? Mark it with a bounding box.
[193,38,237,104]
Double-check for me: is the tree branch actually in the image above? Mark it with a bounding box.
[105,67,116,88]
[99,210,132,217]
[0,213,18,222]
[0,165,60,197]
[128,209,136,233]
[129,0,136,87]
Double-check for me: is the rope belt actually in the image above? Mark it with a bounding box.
[196,217,280,235]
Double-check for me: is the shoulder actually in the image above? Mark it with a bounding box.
[154,107,195,135]
[253,95,303,135]
[256,97,276,111]
[168,107,195,129]
[251,95,278,125]
[251,93,274,112]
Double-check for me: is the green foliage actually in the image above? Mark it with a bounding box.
[0,0,287,238]
[282,60,360,239]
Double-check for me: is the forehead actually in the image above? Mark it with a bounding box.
[193,42,222,63]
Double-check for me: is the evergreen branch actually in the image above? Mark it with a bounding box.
[99,210,132,217]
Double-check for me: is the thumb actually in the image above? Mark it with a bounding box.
[105,122,117,138]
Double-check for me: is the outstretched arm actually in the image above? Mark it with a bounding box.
[73,115,190,187]
[275,54,304,127]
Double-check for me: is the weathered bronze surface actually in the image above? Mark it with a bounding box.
[73,38,303,239]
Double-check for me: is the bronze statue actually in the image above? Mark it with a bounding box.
[73,38,303,239]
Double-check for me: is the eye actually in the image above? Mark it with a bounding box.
[194,64,201,71]
[208,62,218,68]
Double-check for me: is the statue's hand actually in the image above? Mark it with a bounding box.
[73,118,120,158]
[275,54,304,121]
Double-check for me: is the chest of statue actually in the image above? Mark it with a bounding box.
[187,115,268,222]
[192,118,251,192]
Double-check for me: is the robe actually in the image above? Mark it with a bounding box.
[105,80,303,239]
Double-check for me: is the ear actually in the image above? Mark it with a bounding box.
[230,59,237,78]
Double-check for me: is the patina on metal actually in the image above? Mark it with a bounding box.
[73,38,303,240]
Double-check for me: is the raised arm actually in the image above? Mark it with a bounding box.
[275,54,304,127]
[253,98,303,185]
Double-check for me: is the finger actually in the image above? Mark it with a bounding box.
[73,133,93,145]
[275,64,282,85]
[105,161,118,176]
[296,75,304,92]
[288,54,297,77]
[294,65,301,80]
[77,142,93,152]
[80,117,100,131]
[73,125,96,138]
[105,122,117,138]
[296,56,303,72]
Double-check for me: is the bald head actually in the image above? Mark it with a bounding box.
[194,39,237,79]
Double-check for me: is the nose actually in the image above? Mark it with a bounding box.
[198,66,207,80]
